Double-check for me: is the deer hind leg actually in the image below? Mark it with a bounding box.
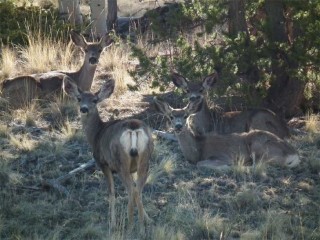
[118,169,136,229]
[133,157,151,236]
[101,166,116,232]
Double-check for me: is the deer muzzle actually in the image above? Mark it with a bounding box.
[80,106,89,114]
[89,57,98,65]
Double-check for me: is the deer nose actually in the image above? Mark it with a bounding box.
[190,95,200,102]
[80,106,88,113]
[89,57,98,64]
[175,124,183,131]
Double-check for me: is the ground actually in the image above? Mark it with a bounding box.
[0,1,320,239]
[1,70,320,239]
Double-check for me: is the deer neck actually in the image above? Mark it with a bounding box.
[81,109,103,147]
[188,99,213,136]
[175,128,201,164]
[69,62,97,91]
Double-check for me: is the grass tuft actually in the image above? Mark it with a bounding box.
[305,112,318,133]
[9,134,36,152]
[0,46,18,79]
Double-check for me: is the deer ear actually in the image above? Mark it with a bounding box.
[202,71,218,89]
[186,98,203,114]
[100,32,114,49]
[171,72,188,90]
[70,30,87,49]
[63,76,82,99]
[153,97,172,116]
[95,78,115,102]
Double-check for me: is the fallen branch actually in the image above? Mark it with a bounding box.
[153,129,177,141]
[57,159,96,183]
[43,179,71,197]
[43,159,96,197]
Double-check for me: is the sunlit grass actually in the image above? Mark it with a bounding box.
[11,103,40,127]
[305,112,319,133]
[18,28,79,75]
[9,134,36,152]
[0,124,9,138]
[0,46,18,80]
[147,157,175,185]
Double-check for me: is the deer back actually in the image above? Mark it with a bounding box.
[244,130,299,167]
[200,132,251,165]
[93,119,153,174]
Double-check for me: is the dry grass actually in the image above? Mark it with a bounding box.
[305,112,319,133]
[99,43,133,96]
[19,29,78,74]
[1,3,320,240]
[0,46,18,80]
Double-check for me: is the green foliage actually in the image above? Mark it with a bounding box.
[130,0,320,107]
[0,1,71,46]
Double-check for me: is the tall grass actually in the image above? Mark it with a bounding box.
[19,28,78,74]
[0,47,18,80]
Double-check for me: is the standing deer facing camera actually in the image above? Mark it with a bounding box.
[171,71,290,139]
[1,30,113,108]
[154,97,300,169]
[63,77,154,234]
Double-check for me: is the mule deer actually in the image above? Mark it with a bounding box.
[1,30,113,108]
[63,77,154,233]
[154,97,300,169]
[171,71,290,139]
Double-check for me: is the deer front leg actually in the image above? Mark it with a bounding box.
[101,166,116,232]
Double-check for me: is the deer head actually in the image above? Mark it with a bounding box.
[171,71,219,102]
[153,97,203,134]
[63,76,115,114]
[70,30,114,65]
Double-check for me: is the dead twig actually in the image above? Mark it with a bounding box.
[43,159,96,197]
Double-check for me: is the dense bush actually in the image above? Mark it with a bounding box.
[0,1,71,46]
[130,0,320,116]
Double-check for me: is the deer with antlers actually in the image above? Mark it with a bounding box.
[171,71,290,139]
[63,76,154,234]
[154,97,300,169]
[1,30,113,108]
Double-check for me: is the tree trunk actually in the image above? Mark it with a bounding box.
[58,0,82,26]
[263,0,305,117]
[228,0,261,103]
[90,0,107,38]
[228,0,248,39]
[107,0,118,31]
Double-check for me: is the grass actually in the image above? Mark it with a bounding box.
[305,112,319,133]
[0,46,18,80]
[0,3,320,239]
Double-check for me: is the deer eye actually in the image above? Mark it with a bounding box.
[199,88,204,93]
[77,97,81,102]
[183,115,188,119]
[92,99,98,104]
[169,115,174,120]
[98,48,102,53]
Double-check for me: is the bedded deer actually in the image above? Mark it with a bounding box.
[1,30,113,108]
[171,71,290,139]
[63,77,154,234]
[154,97,300,169]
